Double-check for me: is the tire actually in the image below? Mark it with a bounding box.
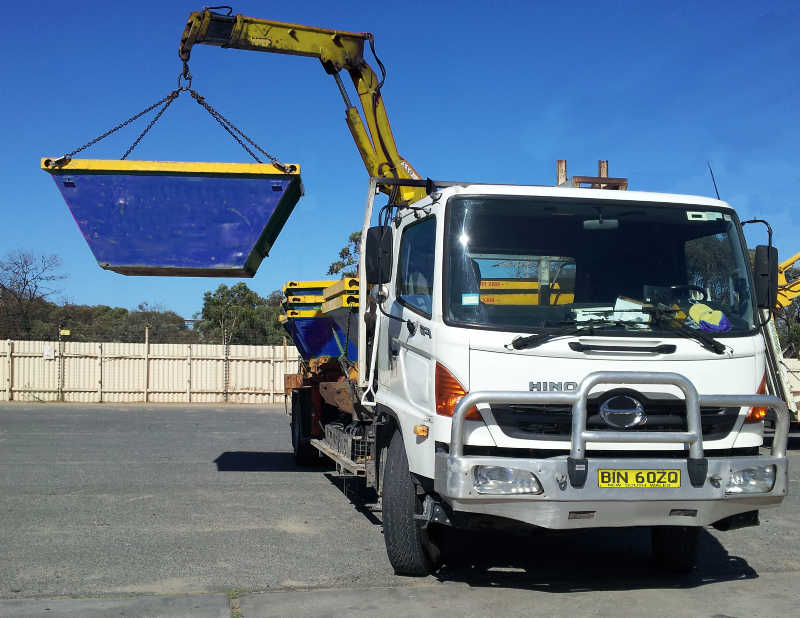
[290,390,316,466]
[382,429,441,576]
[651,525,700,573]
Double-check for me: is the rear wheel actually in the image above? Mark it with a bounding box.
[382,429,441,576]
[651,525,700,573]
[290,390,316,466]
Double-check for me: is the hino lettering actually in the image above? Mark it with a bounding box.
[530,381,578,392]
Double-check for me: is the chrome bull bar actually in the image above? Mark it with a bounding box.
[450,371,790,489]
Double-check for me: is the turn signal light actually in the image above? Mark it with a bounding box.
[435,362,481,420]
[745,374,768,423]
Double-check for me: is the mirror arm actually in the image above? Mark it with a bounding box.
[741,218,773,247]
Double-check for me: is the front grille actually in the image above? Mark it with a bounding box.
[490,391,740,442]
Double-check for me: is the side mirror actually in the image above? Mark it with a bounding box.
[365,226,392,285]
[753,245,778,310]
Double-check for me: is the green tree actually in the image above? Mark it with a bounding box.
[27,302,198,343]
[195,283,284,345]
[327,231,361,278]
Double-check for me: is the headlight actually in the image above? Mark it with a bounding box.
[473,465,543,495]
[725,465,776,494]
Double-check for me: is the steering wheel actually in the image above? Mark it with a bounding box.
[669,284,707,301]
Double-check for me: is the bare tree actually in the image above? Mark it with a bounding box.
[266,289,284,307]
[0,251,66,338]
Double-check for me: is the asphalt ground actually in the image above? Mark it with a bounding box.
[0,403,798,617]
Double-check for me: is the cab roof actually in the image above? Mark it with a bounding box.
[430,183,733,211]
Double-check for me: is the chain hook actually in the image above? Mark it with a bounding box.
[178,60,193,91]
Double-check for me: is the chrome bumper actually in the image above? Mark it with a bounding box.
[434,371,790,529]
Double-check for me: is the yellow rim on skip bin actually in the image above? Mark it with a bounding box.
[41,158,300,176]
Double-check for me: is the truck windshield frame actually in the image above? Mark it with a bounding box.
[442,195,758,338]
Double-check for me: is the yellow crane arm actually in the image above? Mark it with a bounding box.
[179,9,425,205]
[777,251,800,309]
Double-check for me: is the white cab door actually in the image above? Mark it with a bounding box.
[383,216,437,415]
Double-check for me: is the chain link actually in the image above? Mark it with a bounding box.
[189,90,295,173]
[178,60,193,90]
[46,62,293,172]
[46,92,178,167]
[121,90,179,160]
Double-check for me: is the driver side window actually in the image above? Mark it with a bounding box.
[396,217,436,317]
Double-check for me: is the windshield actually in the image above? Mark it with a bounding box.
[444,196,756,336]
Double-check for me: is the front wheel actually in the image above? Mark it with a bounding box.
[651,526,700,573]
[382,429,441,576]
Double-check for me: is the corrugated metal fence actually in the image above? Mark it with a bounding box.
[1,338,798,406]
[0,340,300,404]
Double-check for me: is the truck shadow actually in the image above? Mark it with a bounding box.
[324,473,382,526]
[218,453,763,590]
[324,474,758,591]
[214,451,317,472]
[433,526,757,592]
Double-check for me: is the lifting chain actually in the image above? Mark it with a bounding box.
[46,62,294,173]
[121,90,180,160]
[45,91,179,168]
[188,90,295,173]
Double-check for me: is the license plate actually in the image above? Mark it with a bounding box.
[598,469,681,488]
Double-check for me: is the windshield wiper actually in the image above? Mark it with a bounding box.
[510,305,727,354]
[510,319,630,350]
[580,303,727,355]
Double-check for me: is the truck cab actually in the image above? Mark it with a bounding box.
[360,180,790,574]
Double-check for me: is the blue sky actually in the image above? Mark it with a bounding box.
[2,1,798,318]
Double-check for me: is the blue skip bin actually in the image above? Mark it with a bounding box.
[41,158,302,277]
[280,316,357,362]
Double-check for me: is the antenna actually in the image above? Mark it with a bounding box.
[706,161,721,200]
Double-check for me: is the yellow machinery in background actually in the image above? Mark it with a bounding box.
[776,252,800,310]
[765,251,800,419]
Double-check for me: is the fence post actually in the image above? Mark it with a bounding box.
[57,339,65,402]
[186,344,192,403]
[5,340,12,401]
[97,343,103,403]
[223,342,229,403]
[143,325,150,403]
[270,345,276,404]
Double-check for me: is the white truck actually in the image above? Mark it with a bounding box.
[288,174,788,576]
